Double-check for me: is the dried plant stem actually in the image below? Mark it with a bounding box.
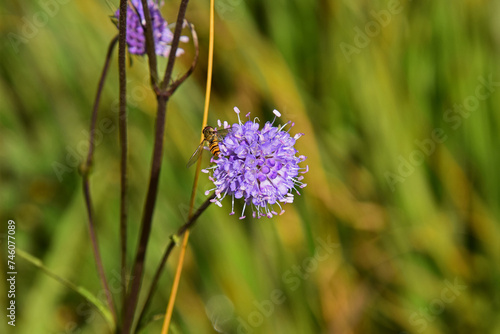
[81,35,119,326]
[160,230,189,334]
[161,0,215,332]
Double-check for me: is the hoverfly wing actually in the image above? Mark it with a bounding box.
[186,141,204,168]
[215,128,230,139]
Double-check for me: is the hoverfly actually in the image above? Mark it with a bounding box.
[186,126,231,168]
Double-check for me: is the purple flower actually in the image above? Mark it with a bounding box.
[203,107,308,219]
[114,0,188,57]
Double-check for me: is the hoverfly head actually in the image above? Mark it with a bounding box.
[202,126,215,139]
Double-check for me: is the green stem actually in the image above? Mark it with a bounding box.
[18,249,114,330]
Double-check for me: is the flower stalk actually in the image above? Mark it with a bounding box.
[118,0,129,315]
[81,35,119,327]
[121,1,192,333]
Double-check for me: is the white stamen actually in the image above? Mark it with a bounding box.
[294,133,304,140]
[234,107,242,124]
[231,194,235,214]
[241,201,247,219]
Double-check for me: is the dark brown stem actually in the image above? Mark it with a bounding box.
[136,194,215,330]
[118,0,129,316]
[139,0,159,88]
[122,94,168,334]
[82,182,117,325]
[80,35,119,326]
[166,21,199,97]
[82,35,118,172]
[161,0,191,91]
[121,1,193,332]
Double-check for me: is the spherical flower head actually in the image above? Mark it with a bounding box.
[205,108,308,219]
[114,0,188,57]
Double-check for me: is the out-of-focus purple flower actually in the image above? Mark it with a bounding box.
[203,107,308,219]
[114,0,188,57]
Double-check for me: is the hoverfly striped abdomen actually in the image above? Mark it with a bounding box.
[209,140,221,157]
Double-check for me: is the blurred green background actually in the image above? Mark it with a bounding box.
[1,0,500,333]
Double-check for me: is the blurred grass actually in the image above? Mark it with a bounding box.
[1,0,500,333]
